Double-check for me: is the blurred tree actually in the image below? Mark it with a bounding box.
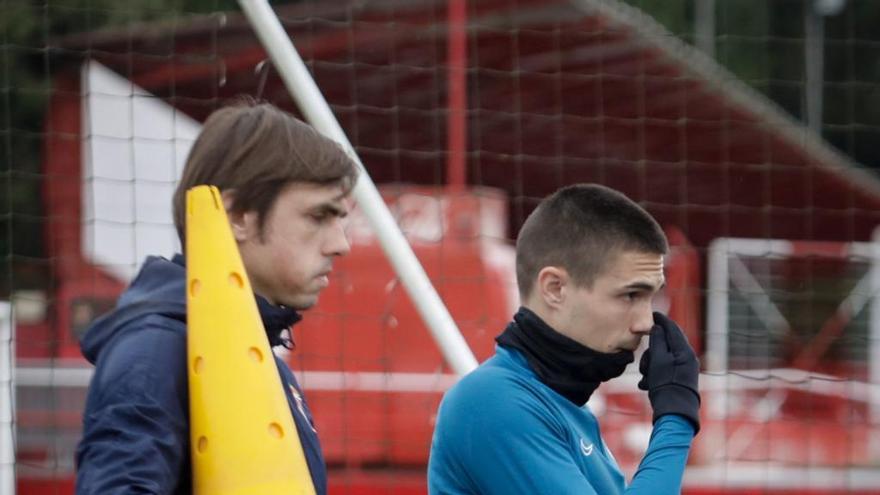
[625,0,880,174]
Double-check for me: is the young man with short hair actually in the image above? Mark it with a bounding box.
[75,102,358,494]
[428,184,700,495]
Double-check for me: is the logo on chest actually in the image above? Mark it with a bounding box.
[580,438,594,456]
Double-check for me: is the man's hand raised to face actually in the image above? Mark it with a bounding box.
[637,312,701,434]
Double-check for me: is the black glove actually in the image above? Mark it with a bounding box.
[637,312,701,434]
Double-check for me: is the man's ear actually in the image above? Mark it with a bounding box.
[535,266,569,310]
[221,189,255,242]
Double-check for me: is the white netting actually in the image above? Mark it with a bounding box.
[3,0,880,493]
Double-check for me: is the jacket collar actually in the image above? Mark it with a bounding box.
[172,254,301,348]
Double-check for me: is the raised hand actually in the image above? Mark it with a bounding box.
[637,312,701,434]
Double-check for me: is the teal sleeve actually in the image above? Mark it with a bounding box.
[626,414,695,494]
[428,366,696,495]
[429,377,599,495]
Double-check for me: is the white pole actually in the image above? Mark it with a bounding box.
[694,0,715,58]
[0,302,15,494]
[804,2,824,135]
[871,228,880,424]
[706,239,730,375]
[236,0,478,376]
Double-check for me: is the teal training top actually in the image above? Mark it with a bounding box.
[428,345,695,495]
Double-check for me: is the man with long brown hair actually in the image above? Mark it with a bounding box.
[75,101,358,494]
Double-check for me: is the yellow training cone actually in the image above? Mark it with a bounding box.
[186,185,316,495]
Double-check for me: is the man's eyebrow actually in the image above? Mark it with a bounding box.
[312,202,348,217]
[622,281,665,292]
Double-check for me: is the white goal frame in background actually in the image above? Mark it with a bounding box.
[706,236,880,423]
[1,302,14,495]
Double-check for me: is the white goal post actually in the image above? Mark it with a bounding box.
[1,302,14,495]
[707,236,880,423]
[236,0,478,376]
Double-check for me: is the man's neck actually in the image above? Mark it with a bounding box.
[521,300,565,339]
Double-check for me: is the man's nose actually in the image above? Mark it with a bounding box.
[632,304,654,335]
[326,220,351,257]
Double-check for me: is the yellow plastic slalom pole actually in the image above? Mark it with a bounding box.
[186,185,316,495]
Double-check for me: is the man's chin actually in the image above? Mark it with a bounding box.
[285,294,319,311]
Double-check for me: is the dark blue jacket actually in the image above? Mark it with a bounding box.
[75,255,327,494]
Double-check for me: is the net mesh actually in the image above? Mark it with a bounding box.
[2,0,880,493]
[702,239,878,478]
